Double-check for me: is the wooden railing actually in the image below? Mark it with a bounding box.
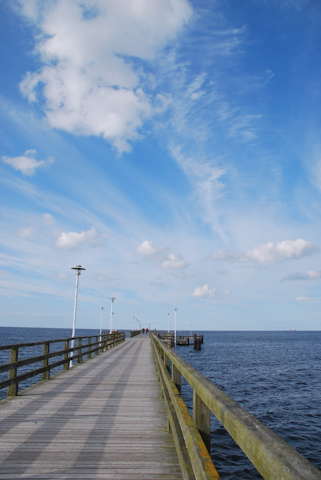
[0,332,125,398]
[130,330,141,337]
[150,333,321,480]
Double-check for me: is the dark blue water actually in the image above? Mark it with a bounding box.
[175,331,321,479]
[0,328,320,478]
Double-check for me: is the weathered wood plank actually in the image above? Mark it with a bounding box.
[0,336,183,480]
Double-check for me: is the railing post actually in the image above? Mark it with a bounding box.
[42,342,50,381]
[7,346,19,397]
[95,336,99,355]
[164,353,170,373]
[172,363,181,394]
[87,337,91,359]
[193,391,211,451]
[78,338,82,363]
[63,340,69,370]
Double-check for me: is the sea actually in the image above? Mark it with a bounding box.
[0,327,320,479]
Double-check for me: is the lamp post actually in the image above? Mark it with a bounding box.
[174,307,177,346]
[110,297,116,333]
[100,306,104,344]
[70,265,86,366]
[167,312,170,333]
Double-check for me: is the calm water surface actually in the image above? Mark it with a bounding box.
[175,331,321,478]
[0,328,320,478]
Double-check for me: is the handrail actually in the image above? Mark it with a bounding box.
[130,330,141,338]
[150,333,321,480]
[0,332,125,398]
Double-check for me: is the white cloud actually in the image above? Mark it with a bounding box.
[55,226,99,249]
[1,149,54,176]
[213,239,319,264]
[246,239,317,263]
[223,290,231,295]
[136,240,186,270]
[162,253,186,270]
[17,226,37,239]
[296,296,313,303]
[308,269,321,278]
[136,240,163,256]
[192,284,216,299]
[57,273,67,280]
[282,270,321,281]
[42,213,55,225]
[212,250,241,261]
[17,0,193,153]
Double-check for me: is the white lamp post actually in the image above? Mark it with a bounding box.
[167,312,170,333]
[70,265,86,366]
[110,297,116,333]
[174,307,177,346]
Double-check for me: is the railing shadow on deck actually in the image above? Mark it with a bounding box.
[150,333,321,480]
[0,331,125,398]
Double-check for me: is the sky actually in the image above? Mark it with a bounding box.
[1,0,321,332]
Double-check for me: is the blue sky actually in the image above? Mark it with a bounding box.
[1,0,321,331]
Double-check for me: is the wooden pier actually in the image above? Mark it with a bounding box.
[0,336,183,479]
[1,332,321,480]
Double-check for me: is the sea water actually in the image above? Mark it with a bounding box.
[175,330,321,479]
[0,327,320,478]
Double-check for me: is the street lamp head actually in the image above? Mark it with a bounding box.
[71,265,86,275]
[110,296,116,302]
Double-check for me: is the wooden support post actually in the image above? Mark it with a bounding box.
[78,338,82,363]
[87,337,91,359]
[63,340,69,370]
[42,342,50,381]
[95,336,99,355]
[172,363,181,394]
[164,354,170,373]
[194,337,201,350]
[7,346,19,397]
[193,391,211,452]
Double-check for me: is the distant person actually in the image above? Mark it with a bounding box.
[146,328,148,334]
[142,328,145,334]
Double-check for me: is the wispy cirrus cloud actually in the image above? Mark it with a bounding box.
[1,149,54,176]
[213,239,319,264]
[171,147,227,236]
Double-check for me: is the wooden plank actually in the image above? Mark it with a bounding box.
[0,336,183,480]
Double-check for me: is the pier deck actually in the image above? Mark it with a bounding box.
[0,336,183,479]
